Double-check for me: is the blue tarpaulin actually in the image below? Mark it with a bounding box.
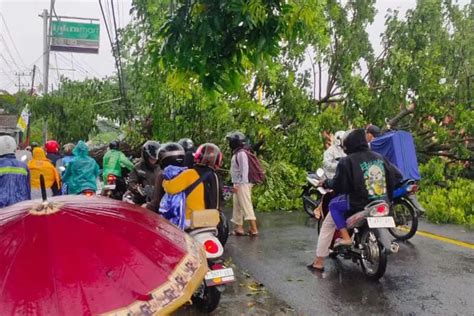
[371,131,421,181]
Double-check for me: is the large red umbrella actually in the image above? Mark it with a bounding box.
[0,196,207,315]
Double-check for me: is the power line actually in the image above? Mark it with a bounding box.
[0,13,26,67]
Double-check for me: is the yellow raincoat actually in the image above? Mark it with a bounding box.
[28,147,61,190]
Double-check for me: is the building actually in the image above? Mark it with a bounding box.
[0,114,20,142]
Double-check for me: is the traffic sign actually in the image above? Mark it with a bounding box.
[50,21,100,54]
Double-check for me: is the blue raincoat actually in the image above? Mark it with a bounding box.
[159,165,188,230]
[0,154,31,207]
[62,141,100,194]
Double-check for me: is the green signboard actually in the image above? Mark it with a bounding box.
[51,21,100,54]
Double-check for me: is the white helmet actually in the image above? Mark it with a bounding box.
[0,135,17,157]
[334,130,346,147]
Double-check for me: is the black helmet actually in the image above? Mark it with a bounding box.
[226,131,246,151]
[109,141,119,150]
[142,140,160,162]
[365,125,381,138]
[178,138,194,152]
[158,142,185,168]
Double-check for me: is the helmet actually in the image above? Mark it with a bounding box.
[63,143,75,154]
[365,125,381,138]
[45,140,60,154]
[158,142,185,168]
[109,141,119,150]
[0,135,17,156]
[142,140,160,161]
[226,131,246,151]
[31,141,39,149]
[178,138,194,152]
[334,130,346,147]
[194,143,223,170]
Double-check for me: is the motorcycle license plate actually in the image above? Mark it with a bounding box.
[205,268,235,286]
[367,216,395,228]
[103,184,116,190]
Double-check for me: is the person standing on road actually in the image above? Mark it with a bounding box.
[227,131,258,236]
[0,135,31,207]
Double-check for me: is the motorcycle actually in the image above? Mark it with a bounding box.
[329,200,399,280]
[389,179,425,240]
[301,169,328,218]
[187,209,235,313]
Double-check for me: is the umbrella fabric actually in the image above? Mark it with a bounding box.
[0,196,207,315]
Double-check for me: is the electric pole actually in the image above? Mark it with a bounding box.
[41,9,50,94]
[30,65,36,95]
[15,72,31,93]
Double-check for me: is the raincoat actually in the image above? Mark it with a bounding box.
[28,148,61,195]
[159,166,188,230]
[0,153,31,207]
[323,144,346,179]
[102,149,134,181]
[63,141,100,194]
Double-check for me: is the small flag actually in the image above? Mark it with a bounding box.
[17,105,29,133]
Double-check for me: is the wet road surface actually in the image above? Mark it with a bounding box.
[223,210,474,315]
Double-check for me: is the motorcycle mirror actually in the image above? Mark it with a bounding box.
[316,168,325,178]
[59,166,66,172]
[20,155,27,162]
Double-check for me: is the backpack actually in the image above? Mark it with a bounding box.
[236,149,266,184]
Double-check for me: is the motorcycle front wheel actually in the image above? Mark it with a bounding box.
[360,230,387,281]
[302,186,321,217]
[192,285,221,313]
[389,198,418,241]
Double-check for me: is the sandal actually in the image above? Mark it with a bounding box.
[307,264,324,272]
[248,230,259,237]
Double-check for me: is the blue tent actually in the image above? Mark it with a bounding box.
[371,131,421,181]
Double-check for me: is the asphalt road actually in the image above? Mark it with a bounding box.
[224,210,474,315]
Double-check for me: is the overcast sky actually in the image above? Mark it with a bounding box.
[0,0,470,94]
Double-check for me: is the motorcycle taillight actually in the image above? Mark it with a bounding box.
[107,175,116,184]
[409,184,419,193]
[369,203,389,216]
[84,191,94,197]
[204,240,219,254]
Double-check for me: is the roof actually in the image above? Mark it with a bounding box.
[0,115,18,128]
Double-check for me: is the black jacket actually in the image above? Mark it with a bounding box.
[326,129,403,213]
[128,159,160,204]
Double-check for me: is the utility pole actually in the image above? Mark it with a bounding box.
[15,72,31,93]
[29,65,36,95]
[41,9,50,94]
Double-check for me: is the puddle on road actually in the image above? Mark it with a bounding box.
[174,259,297,316]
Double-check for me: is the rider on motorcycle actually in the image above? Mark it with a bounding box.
[308,129,402,272]
[147,142,186,212]
[162,143,223,225]
[178,138,195,168]
[322,130,346,179]
[102,141,134,196]
[127,141,161,204]
[62,141,100,195]
[45,140,62,165]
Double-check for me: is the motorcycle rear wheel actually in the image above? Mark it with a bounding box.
[389,199,418,241]
[192,285,221,313]
[360,230,387,281]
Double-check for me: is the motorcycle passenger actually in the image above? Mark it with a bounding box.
[56,143,75,172]
[308,129,402,272]
[0,135,31,207]
[147,142,186,213]
[128,141,161,204]
[162,143,223,225]
[45,140,62,165]
[28,147,61,199]
[102,141,134,196]
[62,141,100,195]
[322,130,346,179]
[178,138,195,168]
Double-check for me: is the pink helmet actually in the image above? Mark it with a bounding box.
[194,143,223,170]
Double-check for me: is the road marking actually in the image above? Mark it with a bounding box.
[403,228,474,250]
